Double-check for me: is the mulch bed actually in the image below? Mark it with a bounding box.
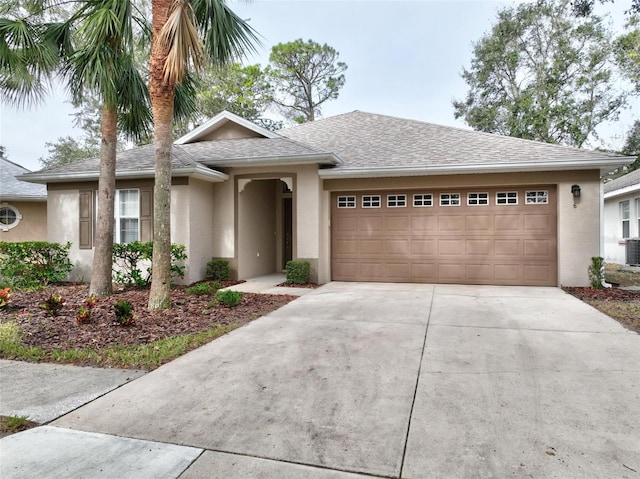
[0,283,297,352]
[276,282,320,289]
[563,286,640,301]
[563,286,640,333]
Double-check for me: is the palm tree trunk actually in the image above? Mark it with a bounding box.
[148,0,174,310]
[89,104,117,297]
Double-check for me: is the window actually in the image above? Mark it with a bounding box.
[362,195,381,208]
[115,189,140,244]
[440,193,460,206]
[621,200,630,239]
[496,192,518,205]
[337,196,356,208]
[0,204,21,231]
[526,190,548,204]
[637,199,640,236]
[387,194,407,207]
[413,194,433,207]
[467,192,489,206]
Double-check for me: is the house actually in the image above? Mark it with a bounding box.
[0,157,47,241]
[603,169,640,265]
[19,110,633,286]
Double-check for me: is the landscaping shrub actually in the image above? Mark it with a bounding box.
[112,242,187,287]
[588,256,605,289]
[114,299,136,325]
[76,295,97,324]
[186,281,221,296]
[206,258,230,281]
[285,260,310,284]
[39,294,66,316]
[216,289,243,307]
[0,241,72,289]
[0,287,10,308]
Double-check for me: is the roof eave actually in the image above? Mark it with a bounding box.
[201,153,342,168]
[318,158,634,179]
[604,183,640,199]
[0,195,47,202]
[175,111,282,144]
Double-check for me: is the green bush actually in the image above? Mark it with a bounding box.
[114,299,136,325]
[588,256,605,289]
[206,258,230,281]
[186,281,221,296]
[0,241,72,289]
[39,294,66,316]
[285,260,310,284]
[112,242,187,287]
[216,289,243,307]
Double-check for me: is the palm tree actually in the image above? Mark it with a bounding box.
[147,0,258,309]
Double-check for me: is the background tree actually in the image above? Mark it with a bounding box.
[572,0,640,15]
[147,0,258,310]
[39,136,99,169]
[622,120,640,171]
[453,0,626,148]
[615,15,640,92]
[266,39,347,123]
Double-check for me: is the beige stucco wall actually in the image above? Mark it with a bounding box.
[0,201,47,242]
[322,170,601,287]
[603,190,639,264]
[186,179,215,283]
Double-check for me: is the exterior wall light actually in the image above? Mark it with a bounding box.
[571,184,581,198]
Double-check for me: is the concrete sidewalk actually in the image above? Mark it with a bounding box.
[1,283,639,478]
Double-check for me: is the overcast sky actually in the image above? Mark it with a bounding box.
[1,0,637,172]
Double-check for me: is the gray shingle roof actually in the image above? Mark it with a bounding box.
[281,111,626,171]
[604,168,640,194]
[0,158,47,200]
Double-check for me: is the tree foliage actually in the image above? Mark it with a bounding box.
[572,0,640,16]
[39,136,99,169]
[622,120,640,171]
[453,0,626,148]
[615,15,640,92]
[267,39,347,123]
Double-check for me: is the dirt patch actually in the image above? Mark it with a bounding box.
[0,416,39,439]
[563,286,640,334]
[0,283,296,354]
[276,282,320,289]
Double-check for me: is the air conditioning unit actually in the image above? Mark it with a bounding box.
[626,238,640,266]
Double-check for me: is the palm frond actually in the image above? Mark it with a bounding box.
[158,0,204,85]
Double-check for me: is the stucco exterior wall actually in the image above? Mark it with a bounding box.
[0,201,47,242]
[603,190,640,264]
[186,179,215,283]
[322,170,601,287]
[47,190,93,282]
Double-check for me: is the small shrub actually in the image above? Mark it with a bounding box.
[206,259,230,281]
[112,242,187,287]
[588,256,605,289]
[0,241,72,289]
[76,295,97,324]
[0,287,10,308]
[216,289,243,307]
[285,260,310,284]
[39,294,65,316]
[114,299,136,326]
[186,281,221,296]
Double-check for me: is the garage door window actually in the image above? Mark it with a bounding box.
[362,195,381,208]
[413,194,433,207]
[496,192,518,205]
[387,195,407,207]
[526,191,548,204]
[440,193,460,206]
[468,192,489,206]
[337,196,356,208]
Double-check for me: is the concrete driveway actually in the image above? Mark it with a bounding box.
[2,283,639,478]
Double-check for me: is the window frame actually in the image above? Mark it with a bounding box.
[525,190,549,205]
[0,203,22,231]
[413,194,433,207]
[440,193,460,207]
[362,195,381,208]
[496,191,518,205]
[387,194,407,208]
[114,189,140,244]
[621,200,630,239]
[467,192,489,206]
[337,195,356,209]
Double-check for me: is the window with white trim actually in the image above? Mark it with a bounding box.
[413,194,433,207]
[467,192,489,206]
[526,190,548,204]
[440,193,460,206]
[362,195,381,208]
[637,199,640,237]
[337,195,356,208]
[496,192,518,205]
[387,194,407,207]
[621,200,630,239]
[0,203,22,231]
[115,189,140,244]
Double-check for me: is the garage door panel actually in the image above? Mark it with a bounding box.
[332,186,556,286]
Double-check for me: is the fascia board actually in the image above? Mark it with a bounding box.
[17,167,229,184]
[604,184,640,200]
[201,153,342,168]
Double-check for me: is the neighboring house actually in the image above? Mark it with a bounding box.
[19,111,632,286]
[603,169,640,265]
[0,158,47,241]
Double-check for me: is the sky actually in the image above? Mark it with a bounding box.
[0,0,637,172]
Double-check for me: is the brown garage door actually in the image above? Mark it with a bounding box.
[331,186,557,286]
